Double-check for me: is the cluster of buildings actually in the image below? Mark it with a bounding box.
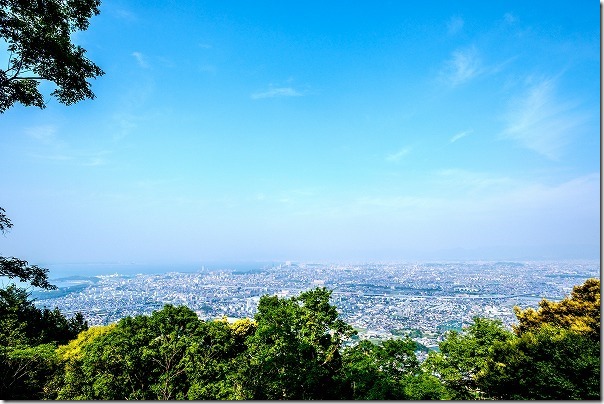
[35,260,598,348]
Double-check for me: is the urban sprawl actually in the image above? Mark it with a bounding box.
[34,260,599,351]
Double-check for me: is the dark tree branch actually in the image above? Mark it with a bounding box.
[0,207,13,234]
[0,257,56,290]
[11,76,45,80]
[0,0,104,112]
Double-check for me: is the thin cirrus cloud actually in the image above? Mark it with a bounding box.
[386,147,411,162]
[447,15,464,35]
[439,46,516,87]
[435,168,513,192]
[500,77,588,159]
[440,46,482,86]
[251,86,304,100]
[110,6,138,21]
[450,130,472,143]
[132,51,149,68]
[24,125,110,166]
[25,125,58,143]
[503,12,518,25]
[28,150,110,167]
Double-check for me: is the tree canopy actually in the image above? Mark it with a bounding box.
[513,277,600,340]
[482,324,600,399]
[0,0,104,112]
[0,284,88,399]
[239,288,356,399]
[426,278,601,400]
[0,275,600,400]
[424,317,514,399]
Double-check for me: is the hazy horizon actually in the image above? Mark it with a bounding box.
[1,1,599,265]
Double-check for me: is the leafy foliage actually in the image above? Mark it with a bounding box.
[338,338,446,399]
[62,305,201,399]
[50,324,116,400]
[0,343,59,399]
[482,324,600,399]
[1,280,601,400]
[425,278,600,400]
[0,207,12,233]
[0,257,56,290]
[0,207,73,398]
[0,284,88,399]
[185,318,249,399]
[0,284,87,346]
[480,278,602,399]
[54,304,248,400]
[239,287,355,399]
[0,0,104,111]
[513,278,600,340]
[424,317,513,399]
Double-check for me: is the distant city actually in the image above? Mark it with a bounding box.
[33,260,599,350]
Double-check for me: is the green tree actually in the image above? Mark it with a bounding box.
[514,278,600,340]
[424,317,513,399]
[0,284,86,347]
[0,343,59,399]
[0,284,86,399]
[91,305,197,399]
[144,304,203,400]
[0,208,87,399]
[338,338,443,399]
[481,324,600,399]
[184,319,251,400]
[50,324,116,400]
[479,278,602,400]
[239,288,355,399]
[56,305,211,400]
[427,279,601,400]
[0,0,104,112]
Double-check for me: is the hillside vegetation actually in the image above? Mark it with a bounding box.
[0,279,599,400]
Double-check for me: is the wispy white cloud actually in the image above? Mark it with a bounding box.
[436,168,513,191]
[199,64,217,74]
[24,125,111,166]
[500,77,588,159]
[25,125,58,143]
[356,195,437,210]
[350,171,598,217]
[29,153,71,162]
[439,45,517,87]
[112,113,142,139]
[82,154,108,167]
[503,12,518,24]
[441,46,482,86]
[386,147,411,162]
[447,15,464,35]
[30,150,111,167]
[132,51,149,68]
[251,86,303,100]
[112,7,138,21]
[449,130,472,143]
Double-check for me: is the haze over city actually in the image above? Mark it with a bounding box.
[1,1,599,265]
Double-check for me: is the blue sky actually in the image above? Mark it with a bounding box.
[0,1,600,264]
